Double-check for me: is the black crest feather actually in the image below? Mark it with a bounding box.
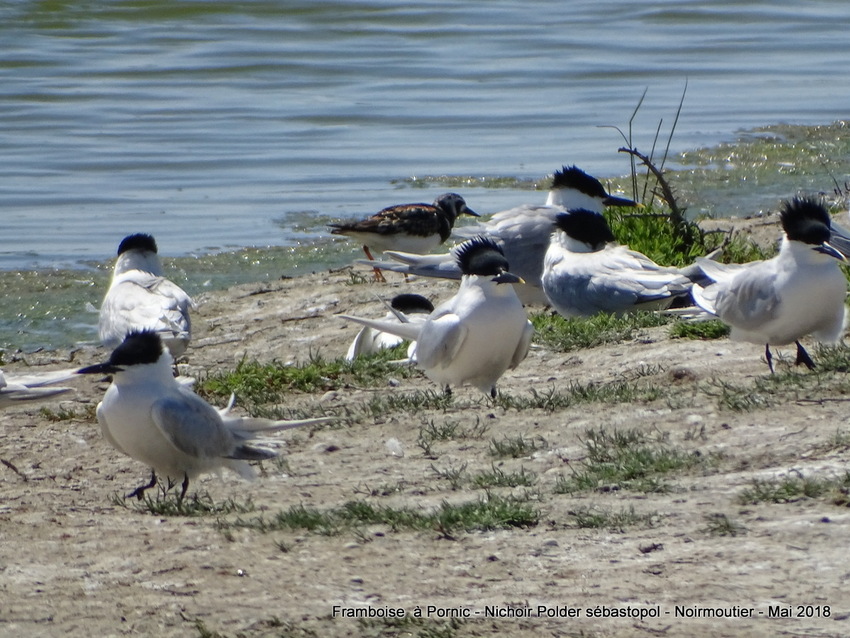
[780,196,831,245]
[109,330,164,366]
[454,236,509,276]
[551,165,608,198]
[390,293,435,314]
[554,210,615,248]
[117,233,158,256]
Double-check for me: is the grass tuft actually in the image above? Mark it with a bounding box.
[555,428,703,493]
[531,310,670,352]
[567,505,657,531]
[738,472,850,505]
[494,380,664,413]
[471,464,537,489]
[113,487,255,518]
[669,319,730,340]
[701,513,747,537]
[488,434,547,459]
[198,348,416,407]
[227,495,539,536]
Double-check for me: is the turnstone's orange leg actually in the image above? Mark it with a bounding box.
[363,245,386,282]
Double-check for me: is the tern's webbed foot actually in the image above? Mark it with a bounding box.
[127,470,158,500]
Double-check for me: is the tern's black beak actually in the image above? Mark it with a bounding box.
[492,271,525,285]
[814,242,846,262]
[603,194,641,208]
[828,223,850,260]
[77,362,123,375]
[465,207,480,217]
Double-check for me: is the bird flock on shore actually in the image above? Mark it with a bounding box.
[7,164,850,499]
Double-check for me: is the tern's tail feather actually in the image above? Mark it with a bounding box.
[227,415,336,435]
[695,256,754,284]
[10,367,79,388]
[229,444,278,462]
[339,314,424,342]
[355,253,463,281]
[690,283,719,316]
[0,385,73,407]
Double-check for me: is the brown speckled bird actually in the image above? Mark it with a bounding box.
[329,192,477,281]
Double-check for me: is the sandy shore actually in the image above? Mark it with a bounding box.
[2,213,849,638]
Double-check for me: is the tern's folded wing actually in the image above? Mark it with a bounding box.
[414,313,466,370]
[151,393,233,460]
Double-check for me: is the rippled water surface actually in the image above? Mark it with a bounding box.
[2,1,850,349]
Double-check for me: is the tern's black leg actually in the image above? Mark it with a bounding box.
[178,473,190,504]
[795,341,816,370]
[127,470,157,500]
[765,344,775,374]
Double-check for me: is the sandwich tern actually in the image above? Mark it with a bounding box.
[345,293,434,362]
[359,166,638,303]
[0,368,76,408]
[99,233,196,359]
[78,330,333,500]
[691,196,848,372]
[542,209,693,317]
[329,193,478,281]
[341,237,534,397]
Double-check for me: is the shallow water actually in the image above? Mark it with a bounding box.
[2,1,850,351]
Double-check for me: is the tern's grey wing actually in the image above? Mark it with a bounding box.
[713,267,781,330]
[414,313,466,370]
[150,390,234,460]
[100,275,193,346]
[569,249,689,314]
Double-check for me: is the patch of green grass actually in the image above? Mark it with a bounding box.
[605,206,707,267]
[488,434,547,459]
[365,389,456,417]
[531,310,671,352]
[716,231,776,264]
[555,428,702,494]
[703,365,850,412]
[471,464,537,489]
[38,404,98,422]
[701,513,747,537]
[415,416,491,457]
[431,462,469,490]
[113,487,255,518]
[198,349,416,406]
[669,319,730,340]
[738,472,850,505]
[494,380,664,413]
[418,417,489,442]
[811,343,850,373]
[567,505,657,531]
[228,495,539,536]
